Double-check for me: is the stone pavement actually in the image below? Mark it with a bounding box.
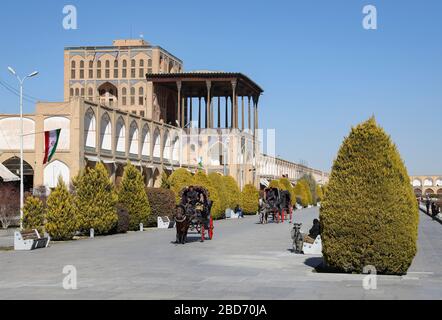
[0,207,441,300]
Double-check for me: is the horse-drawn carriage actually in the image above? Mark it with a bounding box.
[174,186,214,244]
[259,187,293,224]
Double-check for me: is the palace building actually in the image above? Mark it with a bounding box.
[0,39,329,195]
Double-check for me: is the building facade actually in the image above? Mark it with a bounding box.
[410,175,442,197]
[0,39,329,195]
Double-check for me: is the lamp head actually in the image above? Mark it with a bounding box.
[28,71,39,78]
[7,67,16,76]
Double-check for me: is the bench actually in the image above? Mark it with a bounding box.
[303,235,322,255]
[14,229,50,251]
[157,216,174,229]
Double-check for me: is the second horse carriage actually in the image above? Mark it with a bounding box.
[174,186,214,244]
[259,187,293,224]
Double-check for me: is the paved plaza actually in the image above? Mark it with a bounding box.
[0,207,441,300]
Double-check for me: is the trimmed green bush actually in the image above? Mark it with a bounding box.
[169,168,194,203]
[320,117,419,275]
[193,171,223,219]
[73,162,118,235]
[269,180,282,189]
[145,188,176,227]
[316,185,324,202]
[240,184,259,214]
[118,163,151,230]
[294,180,310,207]
[45,178,78,241]
[208,173,228,213]
[222,176,241,210]
[23,196,46,235]
[300,174,316,204]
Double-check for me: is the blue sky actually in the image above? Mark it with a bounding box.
[0,0,441,175]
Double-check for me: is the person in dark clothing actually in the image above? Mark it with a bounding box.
[303,219,321,244]
[234,205,244,218]
[426,198,431,214]
[431,202,439,218]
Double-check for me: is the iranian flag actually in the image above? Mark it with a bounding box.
[43,129,61,164]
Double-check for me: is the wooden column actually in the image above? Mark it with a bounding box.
[181,96,185,128]
[241,96,245,131]
[217,96,221,128]
[190,97,193,124]
[198,97,202,129]
[206,81,212,128]
[177,81,182,127]
[248,96,251,131]
[231,80,237,129]
[225,96,229,128]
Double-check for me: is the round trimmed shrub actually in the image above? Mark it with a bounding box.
[169,168,194,203]
[23,196,46,235]
[240,184,259,215]
[145,188,176,227]
[118,163,151,230]
[320,117,419,275]
[45,178,78,241]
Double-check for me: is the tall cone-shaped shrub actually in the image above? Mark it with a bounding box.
[222,176,240,209]
[193,171,222,219]
[73,162,118,235]
[45,178,78,240]
[23,196,46,235]
[240,184,259,214]
[320,118,419,275]
[169,168,194,203]
[294,180,310,207]
[118,163,151,230]
[208,173,228,213]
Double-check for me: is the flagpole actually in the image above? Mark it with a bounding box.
[8,67,39,231]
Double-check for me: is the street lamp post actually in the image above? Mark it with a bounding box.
[8,67,39,231]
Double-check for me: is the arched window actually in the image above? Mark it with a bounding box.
[80,88,85,97]
[131,59,136,78]
[139,87,144,105]
[96,61,102,79]
[130,87,135,106]
[88,60,93,78]
[139,60,145,77]
[147,59,152,74]
[105,60,110,79]
[122,60,127,78]
[79,60,84,79]
[71,60,76,79]
[75,88,80,96]
[88,87,94,101]
[122,87,127,106]
[114,60,119,78]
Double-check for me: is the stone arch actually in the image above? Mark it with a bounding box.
[437,189,442,195]
[44,160,70,189]
[129,121,139,156]
[412,179,422,187]
[424,188,435,196]
[44,116,71,150]
[436,178,442,187]
[152,168,161,188]
[208,141,226,166]
[100,112,112,151]
[152,128,161,160]
[141,124,151,158]
[98,82,118,107]
[84,108,96,148]
[0,117,35,150]
[414,188,422,197]
[424,178,433,187]
[2,157,34,193]
[163,130,171,161]
[115,116,126,153]
[171,135,180,164]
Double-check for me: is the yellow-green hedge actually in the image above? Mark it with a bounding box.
[320,118,419,275]
[169,168,194,203]
[240,184,259,214]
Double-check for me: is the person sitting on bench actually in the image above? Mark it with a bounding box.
[303,219,321,244]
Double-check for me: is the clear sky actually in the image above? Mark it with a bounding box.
[0,0,441,175]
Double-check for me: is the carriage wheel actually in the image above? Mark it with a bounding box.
[208,216,214,240]
[281,209,285,223]
[201,225,205,242]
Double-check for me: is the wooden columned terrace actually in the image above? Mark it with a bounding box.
[145,72,263,132]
